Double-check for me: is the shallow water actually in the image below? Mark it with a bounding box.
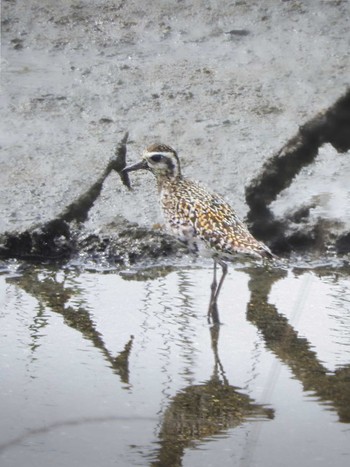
[0,260,349,466]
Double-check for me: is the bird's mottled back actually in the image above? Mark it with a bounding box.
[160,176,272,260]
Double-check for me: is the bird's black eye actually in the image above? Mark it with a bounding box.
[150,154,163,163]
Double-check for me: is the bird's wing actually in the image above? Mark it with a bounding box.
[187,193,272,258]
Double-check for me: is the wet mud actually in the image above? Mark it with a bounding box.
[1,89,350,265]
[0,132,180,264]
[246,90,350,255]
[2,1,350,266]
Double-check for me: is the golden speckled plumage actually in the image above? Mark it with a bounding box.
[123,143,274,322]
[159,176,272,260]
[124,143,273,260]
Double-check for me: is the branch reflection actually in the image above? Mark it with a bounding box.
[245,266,350,423]
[9,268,133,387]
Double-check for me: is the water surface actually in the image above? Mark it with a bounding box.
[0,261,349,466]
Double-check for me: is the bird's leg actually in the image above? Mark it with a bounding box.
[208,260,220,324]
[214,260,228,302]
[209,259,217,303]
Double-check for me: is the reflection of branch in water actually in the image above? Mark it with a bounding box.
[28,302,49,356]
[128,268,203,423]
[123,267,201,381]
[9,268,133,387]
[150,324,273,467]
[245,266,350,423]
[175,270,201,383]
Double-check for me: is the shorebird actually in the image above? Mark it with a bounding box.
[123,144,274,323]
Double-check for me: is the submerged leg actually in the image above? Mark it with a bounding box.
[210,260,217,300]
[214,260,228,301]
[207,259,227,325]
[207,260,228,324]
[208,300,220,325]
[208,260,217,322]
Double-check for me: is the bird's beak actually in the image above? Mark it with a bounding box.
[122,159,148,173]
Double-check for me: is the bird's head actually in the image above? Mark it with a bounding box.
[123,144,182,179]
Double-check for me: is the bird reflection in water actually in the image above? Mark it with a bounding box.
[150,324,274,467]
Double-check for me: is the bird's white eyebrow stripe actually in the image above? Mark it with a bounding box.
[148,152,170,157]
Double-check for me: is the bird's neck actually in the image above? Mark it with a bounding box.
[156,174,182,191]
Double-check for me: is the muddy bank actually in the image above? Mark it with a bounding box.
[1,89,350,265]
[1,0,350,265]
[0,133,181,264]
[246,89,350,255]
